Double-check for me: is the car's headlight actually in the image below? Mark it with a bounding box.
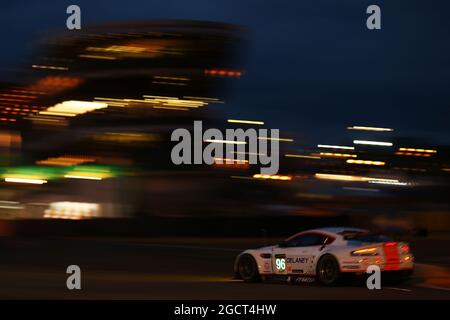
[351,247,379,256]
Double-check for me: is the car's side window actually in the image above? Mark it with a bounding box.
[287,233,327,247]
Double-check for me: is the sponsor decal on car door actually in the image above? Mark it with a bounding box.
[286,255,311,274]
[272,248,311,275]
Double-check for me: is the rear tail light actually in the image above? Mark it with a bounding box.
[384,242,397,247]
[351,247,379,256]
[400,244,410,254]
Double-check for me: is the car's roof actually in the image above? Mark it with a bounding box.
[285,227,370,242]
[309,227,368,236]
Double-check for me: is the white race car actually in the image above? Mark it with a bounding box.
[234,227,414,285]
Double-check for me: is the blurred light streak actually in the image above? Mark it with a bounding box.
[143,95,179,99]
[29,76,82,93]
[5,177,47,184]
[154,76,190,81]
[44,202,99,219]
[258,137,293,142]
[347,126,393,132]
[94,132,160,143]
[353,140,393,147]
[253,174,292,181]
[204,69,242,77]
[143,96,208,108]
[398,148,437,153]
[153,106,188,111]
[285,154,320,159]
[232,151,266,156]
[317,144,355,150]
[95,97,128,102]
[368,180,409,186]
[26,115,67,126]
[87,45,147,53]
[0,201,24,210]
[64,175,103,180]
[230,176,254,180]
[227,119,264,125]
[315,173,398,183]
[37,155,97,166]
[213,158,248,164]
[0,93,37,99]
[94,95,208,111]
[319,152,357,158]
[40,100,108,117]
[204,139,246,145]
[78,54,117,60]
[64,167,113,180]
[0,97,30,102]
[183,96,222,102]
[395,152,431,157]
[32,64,68,71]
[346,159,385,166]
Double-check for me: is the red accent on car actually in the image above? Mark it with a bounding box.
[384,242,397,247]
[383,242,400,270]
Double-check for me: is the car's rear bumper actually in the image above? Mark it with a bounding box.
[340,254,414,273]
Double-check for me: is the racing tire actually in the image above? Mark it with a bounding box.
[237,254,261,282]
[316,254,342,286]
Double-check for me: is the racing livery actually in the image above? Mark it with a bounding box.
[234,227,414,285]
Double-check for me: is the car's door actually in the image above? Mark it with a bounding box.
[272,233,329,276]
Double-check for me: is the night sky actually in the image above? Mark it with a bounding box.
[0,0,449,144]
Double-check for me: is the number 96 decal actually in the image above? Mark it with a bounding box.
[275,258,286,270]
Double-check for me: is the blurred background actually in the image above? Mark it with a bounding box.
[0,0,449,299]
[0,1,449,238]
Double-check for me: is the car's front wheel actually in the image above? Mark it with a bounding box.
[237,254,261,282]
[316,254,341,286]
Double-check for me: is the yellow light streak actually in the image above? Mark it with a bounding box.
[317,144,355,150]
[346,159,385,166]
[285,154,321,159]
[315,173,398,183]
[258,137,293,142]
[347,126,393,132]
[398,147,437,153]
[319,152,357,158]
[227,119,265,125]
[253,174,292,181]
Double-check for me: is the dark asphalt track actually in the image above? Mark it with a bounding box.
[0,237,449,299]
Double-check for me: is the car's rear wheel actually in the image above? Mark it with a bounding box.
[237,254,260,282]
[316,254,341,286]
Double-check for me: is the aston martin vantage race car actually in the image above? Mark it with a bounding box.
[234,227,414,285]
